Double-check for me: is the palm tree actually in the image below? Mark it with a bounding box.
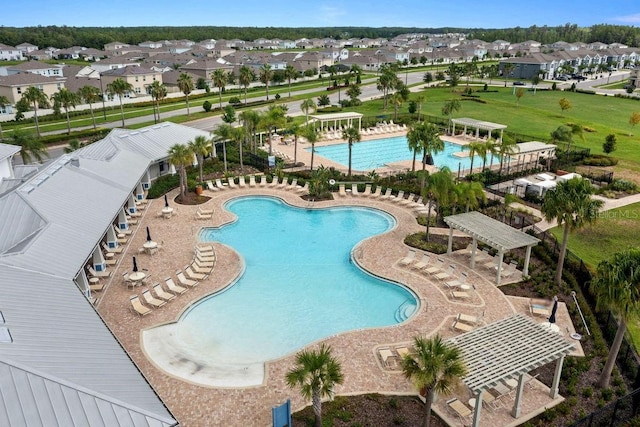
[407,124,422,172]
[0,95,11,138]
[22,86,49,138]
[284,64,297,98]
[422,167,455,241]
[168,143,193,198]
[441,99,461,134]
[286,122,303,165]
[261,105,286,155]
[211,69,227,109]
[52,88,80,134]
[407,123,444,190]
[149,81,167,123]
[238,66,255,104]
[64,139,85,153]
[286,343,344,427]
[590,249,640,388]
[300,98,316,126]
[177,73,194,116]
[303,126,319,171]
[342,127,361,177]
[8,129,48,164]
[496,138,518,175]
[259,63,274,100]
[541,178,603,285]
[239,109,260,153]
[350,64,362,84]
[77,85,101,130]
[213,123,234,173]
[414,94,425,121]
[455,180,486,212]
[401,335,467,427]
[188,135,212,183]
[390,92,403,121]
[466,141,485,174]
[106,78,133,127]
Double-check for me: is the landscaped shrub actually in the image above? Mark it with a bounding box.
[582,154,618,166]
[608,178,639,193]
[147,173,180,198]
[202,100,212,112]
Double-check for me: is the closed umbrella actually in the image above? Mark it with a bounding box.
[132,256,138,272]
[146,226,152,242]
[164,194,169,208]
[549,296,558,324]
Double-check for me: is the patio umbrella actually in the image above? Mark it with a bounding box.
[132,256,138,272]
[164,194,169,208]
[146,226,152,242]
[549,296,558,324]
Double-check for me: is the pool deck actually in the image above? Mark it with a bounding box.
[95,185,582,427]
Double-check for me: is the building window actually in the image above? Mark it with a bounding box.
[135,87,141,94]
[17,87,22,94]
[135,76,139,82]
[143,76,146,82]
[159,161,166,173]
[57,83,61,89]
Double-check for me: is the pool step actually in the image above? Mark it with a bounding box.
[394,300,416,323]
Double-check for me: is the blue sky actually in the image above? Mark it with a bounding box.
[5,0,640,28]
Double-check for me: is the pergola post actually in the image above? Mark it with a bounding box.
[523,245,532,277]
[471,390,484,427]
[470,238,478,268]
[496,250,504,285]
[447,226,453,254]
[511,374,526,418]
[550,355,565,398]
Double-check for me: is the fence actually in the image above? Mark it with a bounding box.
[568,387,640,427]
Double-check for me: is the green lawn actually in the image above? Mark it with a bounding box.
[549,202,640,269]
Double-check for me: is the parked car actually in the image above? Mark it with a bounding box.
[571,74,587,81]
[512,81,526,86]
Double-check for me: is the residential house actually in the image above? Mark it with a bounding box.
[175,60,233,83]
[27,48,56,61]
[159,69,200,93]
[100,66,161,97]
[138,41,164,49]
[0,73,64,104]
[16,43,38,56]
[0,44,23,61]
[6,61,65,77]
[90,57,141,73]
[104,41,130,52]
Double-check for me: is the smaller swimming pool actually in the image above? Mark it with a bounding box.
[308,135,499,171]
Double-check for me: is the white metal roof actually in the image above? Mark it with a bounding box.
[449,314,575,394]
[0,143,20,161]
[309,112,364,121]
[515,141,557,154]
[444,211,540,251]
[451,117,507,131]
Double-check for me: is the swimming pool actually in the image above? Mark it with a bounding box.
[308,135,495,171]
[148,197,418,384]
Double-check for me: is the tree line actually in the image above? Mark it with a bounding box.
[1,24,639,50]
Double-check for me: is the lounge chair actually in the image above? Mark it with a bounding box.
[447,398,472,420]
[379,348,395,367]
[338,184,347,197]
[152,283,176,302]
[451,290,471,300]
[142,289,166,308]
[452,313,477,332]
[258,175,267,187]
[165,277,188,295]
[87,266,111,278]
[399,193,416,206]
[529,299,551,317]
[191,261,212,274]
[412,254,431,270]
[424,258,445,275]
[278,177,289,188]
[185,265,206,280]
[215,179,227,190]
[239,176,247,187]
[370,186,382,198]
[249,175,257,187]
[176,271,198,288]
[435,265,455,281]
[445,272,468,289]
[297,182,309,194]
[269,176,280,187]
[500,262,518,278]
[391,190,405,203]
[351,184,359,196]
[105,257,117,266]
[130,295,152,316]
[380,188,393,200]
[196,252,216,263]
[396,347,412,358]
[286,178,298,191]
[89,283,104,292]
[102,242,122,254]
[206,180,218,192]
[196,211,212,220]
[196,242,214,251]
[399,250,416,267]
[194,256,215,268]
[227,177,237,189]
[198,206,213,215]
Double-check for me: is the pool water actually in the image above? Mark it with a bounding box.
[308,135,497,171]
[178,197,418,365]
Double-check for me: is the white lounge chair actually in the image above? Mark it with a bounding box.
[102,242,122,254]
[206,180,218,192]
[153,283,176,302]
[269,176,280,187]
[370,186,382,198]
[130,295,152,316]
[185,265,206,280]
[391,190,405,203]
[176,271,198,288]
[87,266,111,278]
[351,183,359,196]
[278,177,289,188]
[286,178,298,191]
[338,184,347,197]
[360,184,371,196]
[239,176,247,187]
[412,254,431,270]
[399,250,416,266]
[259,175,267,187]
[297,182,309,194]
[165,277,187,295]
[228,178,237,189]
[142,289,166,308]
[249,175,257,187]
[196,211,212,220]
[215,179,227,190]
[380,188,393,200]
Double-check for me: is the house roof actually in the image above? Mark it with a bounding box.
[0,73,62,87]
[7,61,63,71]
[0,143,20,161]
[101,66,156,77]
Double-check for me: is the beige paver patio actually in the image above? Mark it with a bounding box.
[95,183,580,427]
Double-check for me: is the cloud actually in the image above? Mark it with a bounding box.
[613,13,640,23]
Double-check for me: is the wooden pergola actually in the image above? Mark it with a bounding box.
[444,212,540,285]
[448,314,575,427]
